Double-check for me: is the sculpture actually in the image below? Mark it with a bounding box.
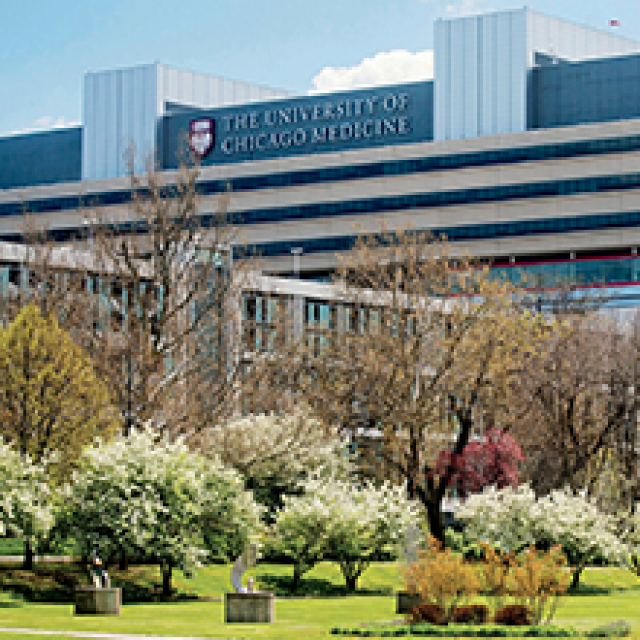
[402,524,421,568]
[89,549,110,589]
[231,543,258,593]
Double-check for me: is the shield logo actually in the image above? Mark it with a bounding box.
[189,118,215,158]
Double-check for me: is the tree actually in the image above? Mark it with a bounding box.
[431,428,526,498]
[257,229,550,544]
[456,484,633,590]
[0,439,54,570]
[71,160,247,438]
[0,304,117,485]
[59,425,263,596]
[321,478,422,590]
[202,408,352,520]
[507,312,638,503]
[265,473,421,591]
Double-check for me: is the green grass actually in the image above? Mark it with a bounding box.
[0,541,24,557]
[0,597,396,638]
[0,565,637,638]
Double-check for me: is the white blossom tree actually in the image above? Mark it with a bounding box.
[203,409,353,520]
[265,474,421,591]
[59,426,264,595]
[456,484,634,589]
[0,439,54,569]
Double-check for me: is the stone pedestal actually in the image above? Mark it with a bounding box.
[396,590,422,614]
[225,592,274,623]
[74,587,121,615]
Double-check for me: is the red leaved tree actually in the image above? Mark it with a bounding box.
[432,429,526,498]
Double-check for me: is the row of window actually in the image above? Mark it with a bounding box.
[239,259,640,352]
[251,208,640,258]
[5,132,640,219]
[6,178,640,252]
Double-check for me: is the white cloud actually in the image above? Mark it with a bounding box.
[310,49,434,94]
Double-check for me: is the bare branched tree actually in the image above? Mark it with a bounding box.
[70,160,253,438]
[507,310,638,510]
[246,229,550,542]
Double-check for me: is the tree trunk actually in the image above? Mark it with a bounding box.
[118,547,127,571]
[291,566,302,592]
[161,562,173,597]
[570,560,587,591]
[426,498,445,545]
[23,540,34,570]
[346,574,358,591]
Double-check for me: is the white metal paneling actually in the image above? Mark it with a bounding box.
[82,63,291,181]
[433,19,449,140]
[527,10,640,66]
[435,8,640,143]
[480,14,497,136]
[157,64,290,114]
[448,19,465,140]
[463,17,479,138]
[82,73,95,180]
[82,64,157,181]
[435,9,528,141]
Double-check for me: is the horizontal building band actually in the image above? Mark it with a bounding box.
[5,131,640,219]
[6,173,640,242]
[5,206,640,254]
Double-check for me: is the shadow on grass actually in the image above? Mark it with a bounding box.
[567,582,640,596]
[0,562,200,604]
[256,572,393,597]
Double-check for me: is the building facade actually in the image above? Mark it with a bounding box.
[2,8,640,309]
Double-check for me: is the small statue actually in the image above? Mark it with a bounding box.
[402,524,421,568]
[231,543,257,593]
[89,549,110,589]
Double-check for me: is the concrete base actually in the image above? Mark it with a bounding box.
[225,592,274,623]
[396,590,422,614]
[74,587,121,615]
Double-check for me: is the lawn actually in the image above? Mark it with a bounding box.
[0,565,637,638]
[0,541,24,557]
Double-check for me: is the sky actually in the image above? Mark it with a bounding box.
[1,0,639,136]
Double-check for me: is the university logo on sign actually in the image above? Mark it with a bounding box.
[189,118,215,158]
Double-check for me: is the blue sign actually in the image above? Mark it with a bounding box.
[162,81,434,169]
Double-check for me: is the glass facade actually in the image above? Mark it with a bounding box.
[532,53,640,130]
[0,127,82,191]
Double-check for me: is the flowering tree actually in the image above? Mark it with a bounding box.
[431,428,526,498]
[615,506,640,577]
[0,439,54,569]
[60,426,263,595]
[266,474,421,591]
[457,484,633,589]
[321,478,422,590]
[203,409,352,520]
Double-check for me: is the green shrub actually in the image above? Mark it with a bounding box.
[330,623,580,636]
[0,590,24,607]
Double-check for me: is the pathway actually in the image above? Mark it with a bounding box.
[0,629,230,640]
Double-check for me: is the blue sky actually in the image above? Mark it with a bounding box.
[1,0,638,136]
